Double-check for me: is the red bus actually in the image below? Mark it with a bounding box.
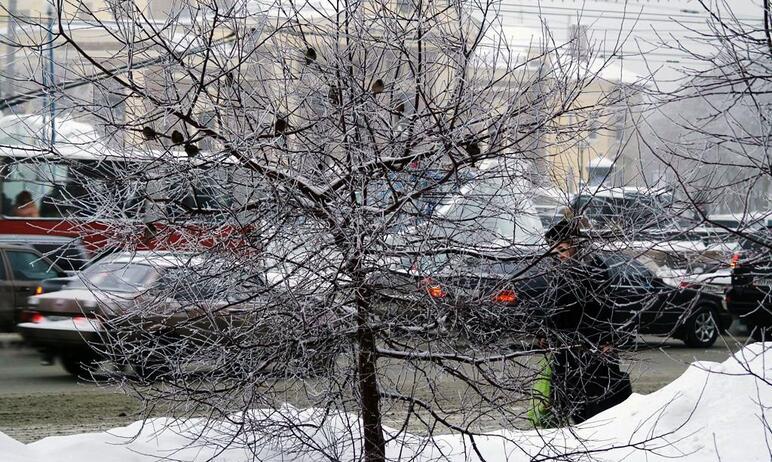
[0,117,241,258]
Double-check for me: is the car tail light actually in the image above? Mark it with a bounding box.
[679,281,695,289]
[27,311,46,324]
[494,289,517,304]
[730,252,741,269]
[421,277,446,299]
[34,286,43,295]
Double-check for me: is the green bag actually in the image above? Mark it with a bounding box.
[528,356,555,428]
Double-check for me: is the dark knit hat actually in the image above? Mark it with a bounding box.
[545,218,581,245]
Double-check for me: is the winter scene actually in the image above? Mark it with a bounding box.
[0,0,769,461]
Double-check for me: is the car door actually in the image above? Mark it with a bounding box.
[622,260,685,335]
[0,252,15,331]
[602,254,658,333]
[5,248,67,313]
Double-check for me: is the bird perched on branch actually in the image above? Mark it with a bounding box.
[371,79,385,95]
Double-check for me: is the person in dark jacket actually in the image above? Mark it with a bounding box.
[544,219,631,424]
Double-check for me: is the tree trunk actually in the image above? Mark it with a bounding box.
[356,296,386,462]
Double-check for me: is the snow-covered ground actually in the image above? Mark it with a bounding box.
[3,343,770,462]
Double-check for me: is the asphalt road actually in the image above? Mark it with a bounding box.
[0,334,753,443]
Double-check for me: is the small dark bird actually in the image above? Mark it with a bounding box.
[225,71,234,86]
[275,117,288,135]
[328,87,340,105]
[305,47,317,64]
[171,130,184,144]
[141,126,156,140]
[465,142,480,157]
[185,143,200,157]
[371,79,385,95]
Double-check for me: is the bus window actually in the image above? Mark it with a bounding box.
[160,166,235,218]
[1,158,145,219]
[2,161,68,218]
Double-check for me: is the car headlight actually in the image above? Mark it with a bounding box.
[27,297,39,306]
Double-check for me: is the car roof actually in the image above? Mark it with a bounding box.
[573,187,670,200]
[0,242,46,252]
[707,212,770,226]
[0,234,82,244]
[98,251,204,268]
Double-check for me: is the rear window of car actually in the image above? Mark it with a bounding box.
[29,243,87,272]
[156,266,266,302]
[5,250,63,281]
[69,262,158,292]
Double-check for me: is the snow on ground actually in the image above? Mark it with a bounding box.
[2,343,770,462]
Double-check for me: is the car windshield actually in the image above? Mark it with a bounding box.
[155,266,265,302]
[602,253,654,284]
[430,177,544,248]
[69,262,158,292]
[31,243,87,272]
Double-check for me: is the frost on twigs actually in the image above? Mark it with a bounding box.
[1,0,769,461]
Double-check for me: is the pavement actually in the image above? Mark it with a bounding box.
[0,332,24,348]
[0,333,755,443]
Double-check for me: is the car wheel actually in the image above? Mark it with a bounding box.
[683,308,719,348]
[61,355,99,378]
[749,325,771,342]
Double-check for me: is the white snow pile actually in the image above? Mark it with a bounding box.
[3,343,770,462]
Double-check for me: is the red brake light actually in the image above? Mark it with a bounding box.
[730,252,741,269]
[29,312,45,323]
[427,285,446,299]
[421,278,446,299]
[494,290,518,304]
[679,281,695,289]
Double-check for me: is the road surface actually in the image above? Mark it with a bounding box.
[0,334,753,443]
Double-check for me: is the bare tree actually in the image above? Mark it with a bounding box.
[3,0,757,461]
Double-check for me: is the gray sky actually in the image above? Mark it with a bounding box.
[495,0,764,86]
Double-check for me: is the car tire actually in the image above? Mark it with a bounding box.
[682,307,719,348]
[750,325,771,342]
[61,355,98,378]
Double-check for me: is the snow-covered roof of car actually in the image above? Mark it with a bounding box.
[99,251,204,268]
[707,212,770,225]
[573,186,671,200]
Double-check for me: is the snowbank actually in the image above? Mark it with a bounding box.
[2,344,770,462]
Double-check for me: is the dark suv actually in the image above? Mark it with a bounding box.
[0,243,68,331]
[378,249,731,348]
[725,235,772,340]
[0,234,89,273]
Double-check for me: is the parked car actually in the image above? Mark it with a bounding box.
[0,243,68,331]
[380,247,731,348]
[17,251,172,374]
[370,162,546,334]
[725,235,772,340]
[18,251,337,377]
[0,234,89,274]
[597,251,732,347]
[569,187,683,234]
